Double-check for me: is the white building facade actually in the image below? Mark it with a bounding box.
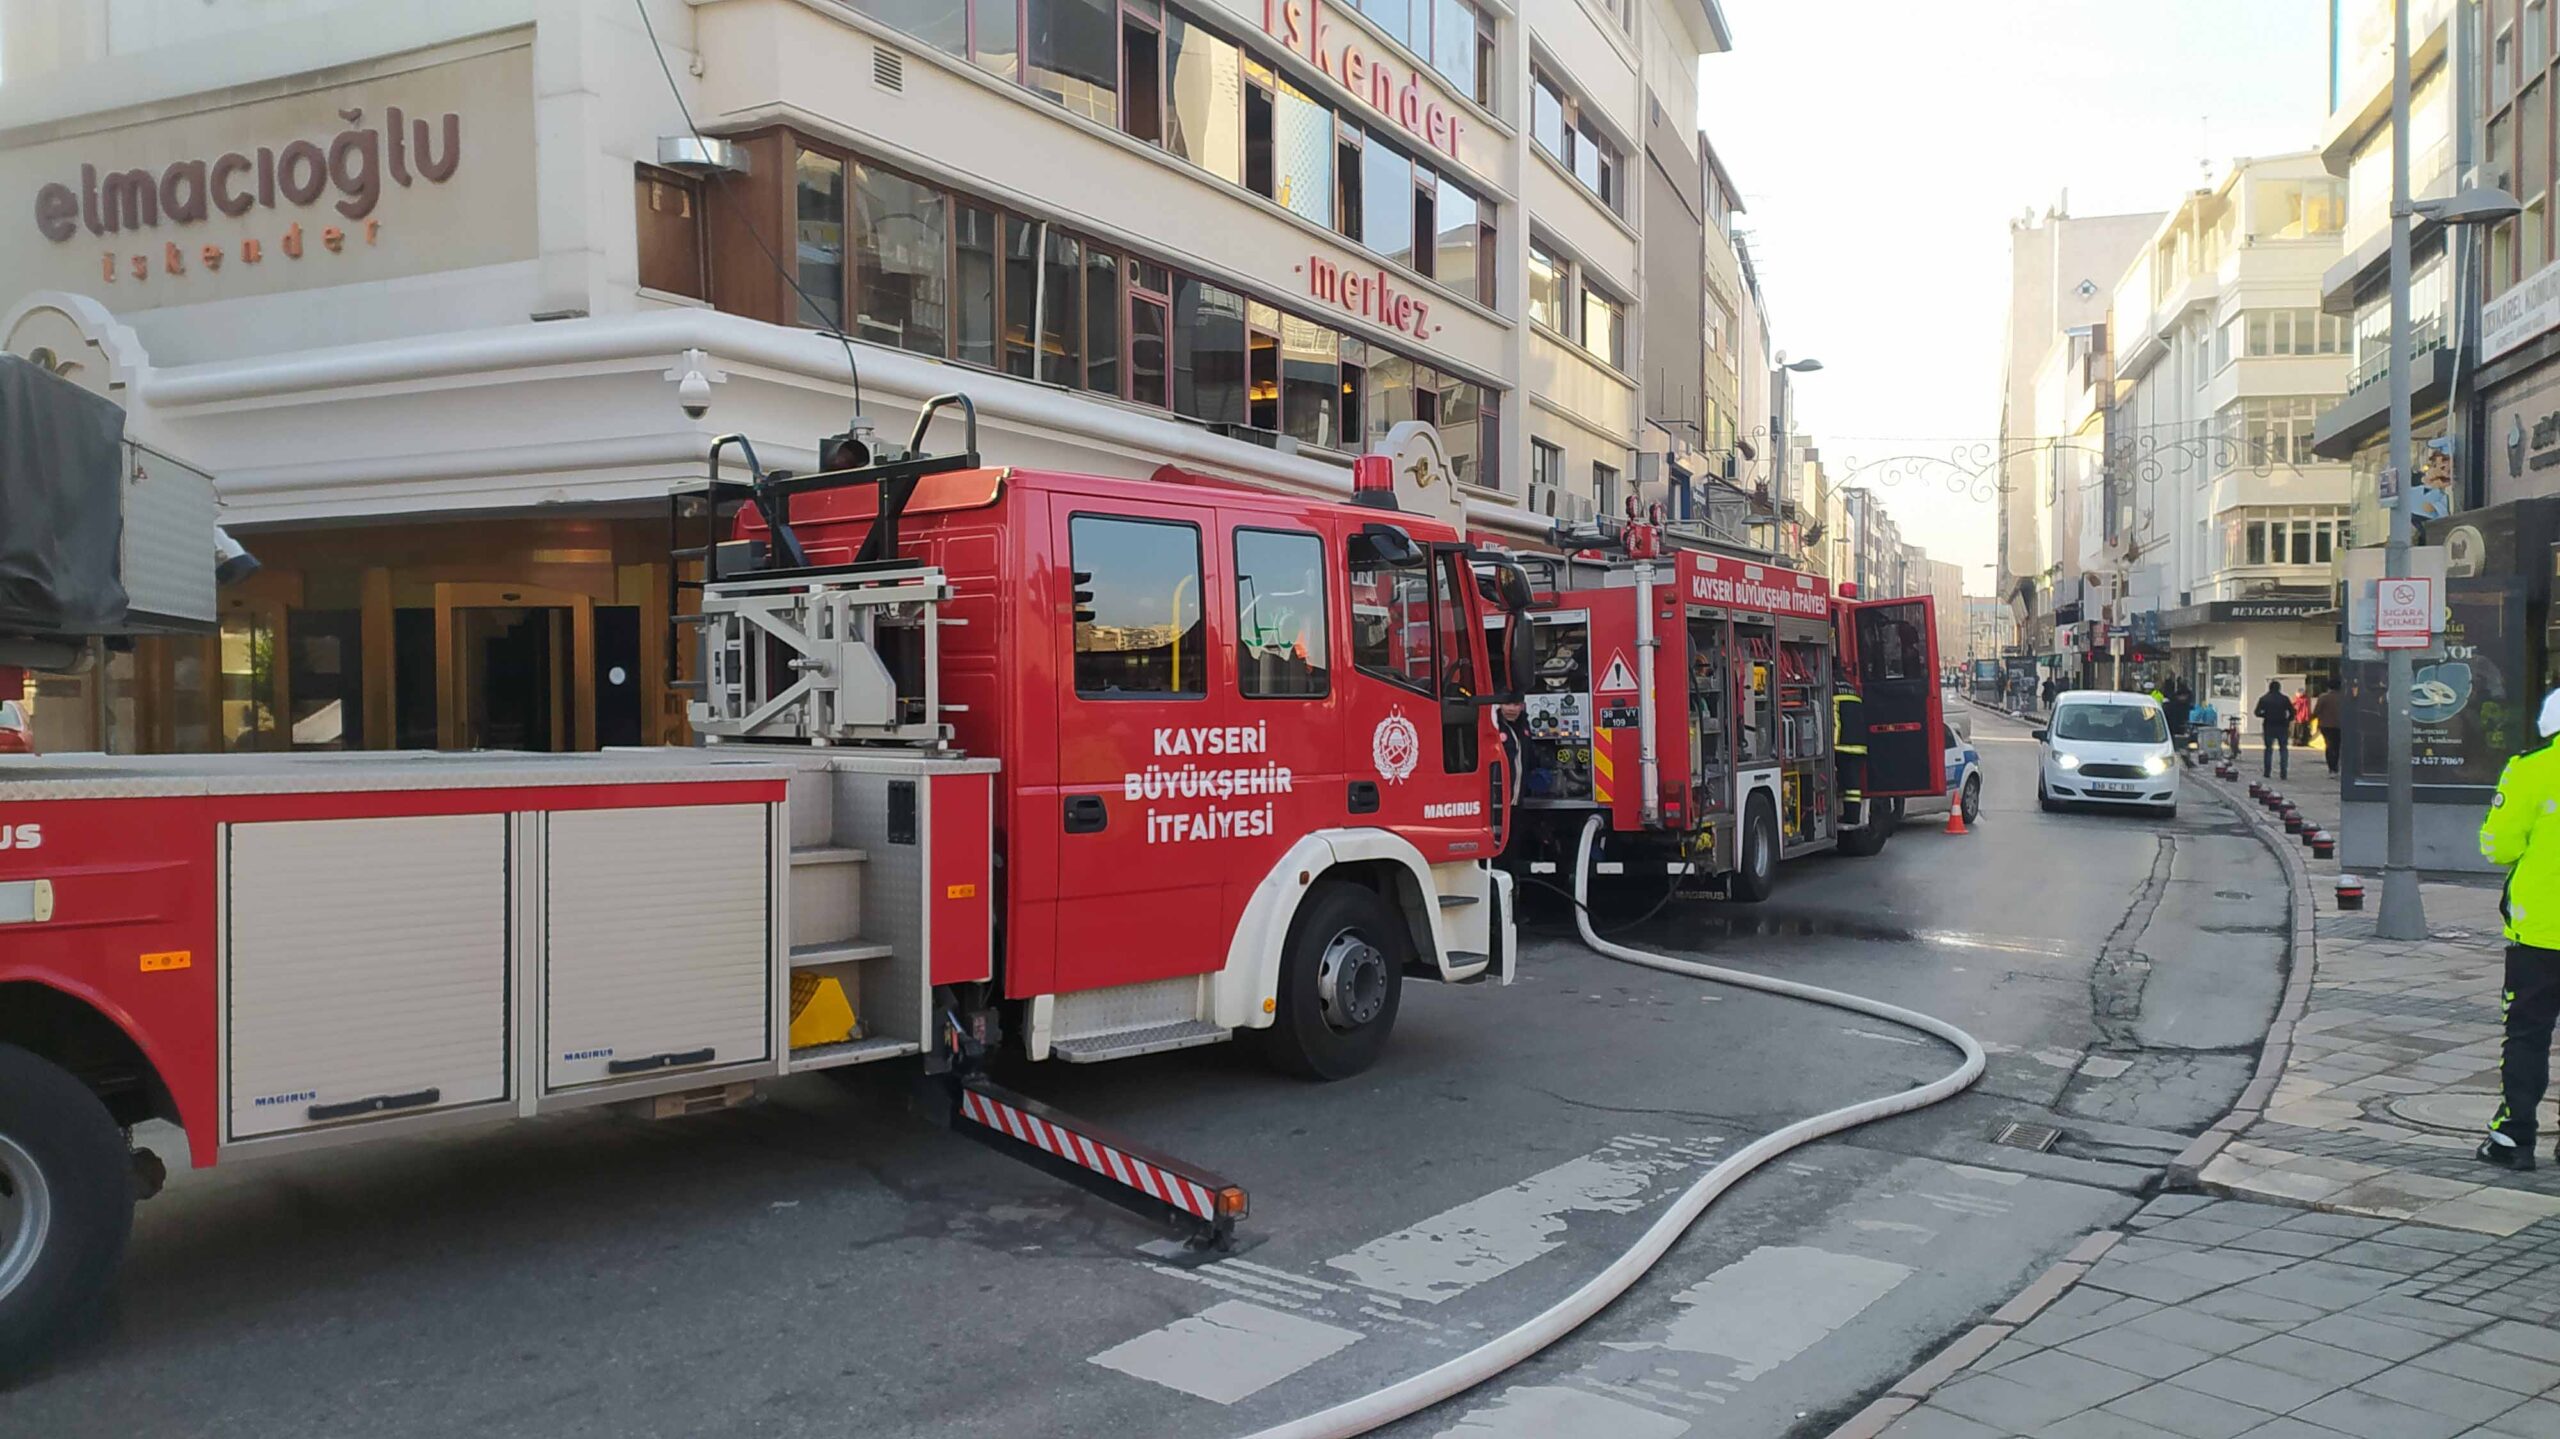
[0,0,1730,754]
[2109,154,2349,710]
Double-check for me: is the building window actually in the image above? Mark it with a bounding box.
[1343,0,1492,107]
[1122,10,1164,143]
[850,160,949,358]
[1002,215,1040,375]
[972,0,1020,78]
[1069,515,1205,698]
[1362,134,1415,266]
[1581,285,1625,369]
[2225,508,2349,569]
[2240,308,2348,357]
[794,150,848,329]
[1594,461,1620,522]
[1164,13,1244,183]
[1235,528,1330,698]
[1530,69,1624,215]
[634,164,706,301]
[2246,177,2347,240]
[1084,246,1121,394]
[954,202,999,367]
[1435,176,1486,305]
[1350,534,1435,695]
[2218,396,2324,466]
[1529,438,1563,516]
[1130,260,1172,407]
[1272,76,1335,227]
[852,0,967,54]
[1527,242,1567,331]
[1173,275,1248,424]
[1026,0,1119,124]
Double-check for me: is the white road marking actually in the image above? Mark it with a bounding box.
[1087,1300,1363,1405]
[1226,1256,1351,1294]
[2078,1054,2134,1079]
[1650,1246,1914,1381]
[1429,1384,1695,1438]
[1841,1026,1928,1047]
[1851,1218,1937,1239]
[1942,1163,2028,1187]
[1326,1137,1719,1304]
[1146,1264,1317,1311]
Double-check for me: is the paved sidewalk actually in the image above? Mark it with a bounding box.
[2188,768,2560,1234]
[1869,1193,2560,1439]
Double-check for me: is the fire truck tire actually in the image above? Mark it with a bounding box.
[1259,881,1406,1081]
[0,1044,135,1382]
[1729,798,1779,902]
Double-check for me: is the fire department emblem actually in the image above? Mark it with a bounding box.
[1372,710,1421,785]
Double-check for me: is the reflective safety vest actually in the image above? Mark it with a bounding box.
[2481,744,2560,948]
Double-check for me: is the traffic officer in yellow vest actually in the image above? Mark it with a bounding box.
[2476,689,2560,1172]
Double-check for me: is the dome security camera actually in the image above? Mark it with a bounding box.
[678,367,713,419]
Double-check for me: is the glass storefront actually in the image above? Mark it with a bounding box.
[18,516,673,756]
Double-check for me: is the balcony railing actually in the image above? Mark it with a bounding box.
[2347,313,2445,395]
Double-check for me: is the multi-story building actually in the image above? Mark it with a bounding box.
[1926,557,1966,670]
[0,0,1732,753]
[2109,154,2349,710]
[2311,0,2458,536]
[1964,595,2018,664]
[1996,206,2162,682]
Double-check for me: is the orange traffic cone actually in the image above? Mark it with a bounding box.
[1945,804,1969,836]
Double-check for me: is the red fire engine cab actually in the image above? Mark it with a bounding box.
[0,379,1530,1371]
[1503,524,1943,899]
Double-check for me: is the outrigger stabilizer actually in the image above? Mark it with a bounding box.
[931,1003,1248,1253]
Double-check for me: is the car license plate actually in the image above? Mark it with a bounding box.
[2090,782,2134,795]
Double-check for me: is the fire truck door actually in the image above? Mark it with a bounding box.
[1343,532,1493,860]
[1052,505,1234,990]
[1844,596,1945,798]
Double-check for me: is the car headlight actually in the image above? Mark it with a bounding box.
[2143,755,2172,776]
[2055,752,2082,771]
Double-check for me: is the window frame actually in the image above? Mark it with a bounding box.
[1233,525,1332,700]
[1348,542,1439,699]
[1068,511,1210,702]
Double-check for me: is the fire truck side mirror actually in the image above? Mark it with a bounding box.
[1071,569,1097,625]
[1504,620,1535,703]
[1350,523,1422,568]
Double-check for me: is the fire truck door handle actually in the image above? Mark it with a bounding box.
[307,1088,441,1122]
[607,1048,715,1075]
[1348,781,1380,814]
[1064,795,1109,833]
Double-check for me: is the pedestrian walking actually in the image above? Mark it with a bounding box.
[2254,679,2293,779]
[2475,689,2560,1172]
[2312,682,2343,775]
[2292,686,2314,747]
[2162,683,2193,763]
[2040,677,2059,711]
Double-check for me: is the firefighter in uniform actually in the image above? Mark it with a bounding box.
[2477,689,2560,1172]
[1834,684,1869,815]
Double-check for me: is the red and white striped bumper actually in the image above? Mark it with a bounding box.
[953,1080,1247,1238]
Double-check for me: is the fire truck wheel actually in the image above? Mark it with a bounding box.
[0,1044,135,1381]
[1260,881,1407,1081]
[1729,798,1780,902]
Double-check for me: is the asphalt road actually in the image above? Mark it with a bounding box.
[0,705,2290,1438]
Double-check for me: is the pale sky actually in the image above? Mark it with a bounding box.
[1700,0,2333,588]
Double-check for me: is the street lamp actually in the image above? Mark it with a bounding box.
[2376,0,2524,941]
[1773,355,1824,563]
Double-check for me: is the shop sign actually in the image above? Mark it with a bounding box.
[2488,360,2560,502]
[1247,1,1489,182]
[2482,255,2560,362]
[0,43,534,311]
[2218,599,2329,621]
[1299,255,1441,339]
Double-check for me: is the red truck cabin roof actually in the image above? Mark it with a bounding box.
[735,466,1497,1002]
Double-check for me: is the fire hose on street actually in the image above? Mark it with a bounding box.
[1237,814,1990,1439]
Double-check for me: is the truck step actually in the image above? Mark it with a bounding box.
[788,846,870,866]
[1436,893,1479,908]
[790,940,894,968]
[787,1036,921,1072]
[1050,1020,1231,1064]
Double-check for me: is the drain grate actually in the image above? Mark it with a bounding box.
[1991,1121,2063,1153]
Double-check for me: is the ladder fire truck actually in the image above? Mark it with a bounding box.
[0,356,1531,1371]
[1502,517,1943,900]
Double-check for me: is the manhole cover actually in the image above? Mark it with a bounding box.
[2387,1091,2510,1133]
[1991,1121,2062,1153]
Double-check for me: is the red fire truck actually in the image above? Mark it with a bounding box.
[1503,526,1942,899]
[0,375,1531,1369]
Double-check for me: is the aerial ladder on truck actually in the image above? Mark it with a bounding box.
[0,353,1535,1373]
[1495,506,1945,908]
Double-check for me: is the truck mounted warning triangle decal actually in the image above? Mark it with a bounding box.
[1598,652,1638,693]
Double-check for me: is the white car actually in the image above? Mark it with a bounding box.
[2036,690,2180,818]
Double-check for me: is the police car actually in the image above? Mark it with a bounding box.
[1906,715,1983,826]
